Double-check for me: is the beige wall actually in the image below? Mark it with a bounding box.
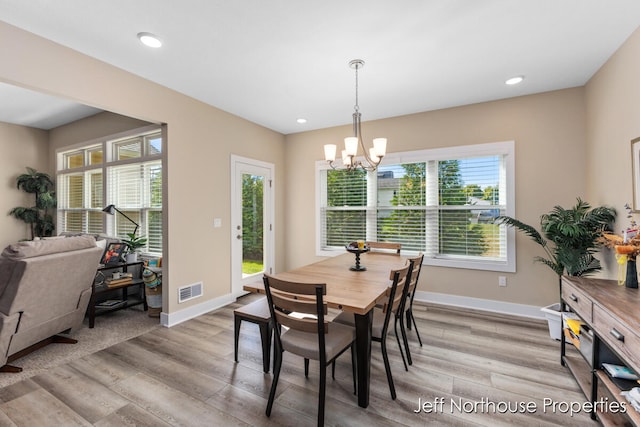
[585,26,640,278]
[3,15,639,317]
[0,21,286,318]
[48,111,152,155]
[0,122,49,248]
[285,88,587,307]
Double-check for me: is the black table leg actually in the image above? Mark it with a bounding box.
[354,310,373,408]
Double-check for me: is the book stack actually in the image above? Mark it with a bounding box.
[603,363,639,381]
[602,363,640,392]
[105,276,133,287]
[622,387,640,412]
[96,299,125,308]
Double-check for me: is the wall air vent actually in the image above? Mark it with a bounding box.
[178,282,203,303]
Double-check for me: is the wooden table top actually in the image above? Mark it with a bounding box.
[243,252,407,315]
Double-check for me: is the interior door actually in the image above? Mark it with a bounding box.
[231,155,274,297]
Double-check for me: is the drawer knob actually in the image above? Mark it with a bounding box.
[610,328,625,342]
[570,294,578,302]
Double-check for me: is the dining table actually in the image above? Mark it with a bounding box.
[243,251,407,408]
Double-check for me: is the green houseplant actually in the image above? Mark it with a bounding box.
[122,232,147,262]
[495,198,616,339]
[9,167,57,239]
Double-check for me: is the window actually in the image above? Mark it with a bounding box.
[317,141,515,272]
[57,128,163,255]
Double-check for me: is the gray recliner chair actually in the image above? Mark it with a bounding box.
[0,235,102,371]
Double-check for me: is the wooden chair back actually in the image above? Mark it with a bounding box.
[366,241,401,254]
[262,274,328,334]
[405,253,424,305]
[381,264,411,316]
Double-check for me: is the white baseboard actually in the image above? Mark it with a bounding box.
[160,293,236,327]
[415,291,545,320]
[160,290,546,327]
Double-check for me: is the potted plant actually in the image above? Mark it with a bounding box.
[495,198,616,339]
[122,232,147,262]
[9,167,56,239]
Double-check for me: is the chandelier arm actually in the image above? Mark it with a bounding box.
[325,59,386,173]
[356,118,382,169]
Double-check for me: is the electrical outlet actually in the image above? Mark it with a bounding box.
[498,276,507,287]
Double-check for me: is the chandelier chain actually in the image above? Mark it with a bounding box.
[354,63,359,113]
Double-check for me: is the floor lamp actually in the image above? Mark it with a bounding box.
[102,204,139,236]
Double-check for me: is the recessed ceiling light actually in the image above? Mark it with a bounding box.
[297,118,307,124]
[137,32,162,48]
[505,76,524,85]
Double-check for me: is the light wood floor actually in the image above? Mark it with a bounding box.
[0,294,598,426]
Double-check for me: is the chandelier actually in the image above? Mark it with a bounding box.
[324,59,387,172]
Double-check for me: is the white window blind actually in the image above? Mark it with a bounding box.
[428,156,506,263]
[56,128,163,255]
[317,141,515,272]
[57,169,103,234]
[376,163,427,252]
[320,169,367,247]
[106,161,162,247]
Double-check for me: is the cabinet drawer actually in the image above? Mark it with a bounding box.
[593,304,640,374]
[561,278,593,322]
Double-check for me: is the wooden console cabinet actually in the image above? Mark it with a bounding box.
[561,276,640,426]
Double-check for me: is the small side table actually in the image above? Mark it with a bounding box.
[89,261,147,328]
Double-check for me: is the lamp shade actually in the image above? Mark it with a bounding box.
[324,144,337,162]
[373,138,387,157]
[342,150,352,167]
[101,204,139,236]
[102,204,116,215]
[344,137,358,156]
[369,147,379,163]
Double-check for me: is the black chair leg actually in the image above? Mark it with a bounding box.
[233,316,241,363]
[406,309,412,330]
[266,347,283,417]
[318,363,326,426]
[258,321,272,373]
[380,339,396,400]
[399,314,412,366]
[331,360,335,380]
[394,318,409,371]
[410,311,423,347]
[304,358,310,377]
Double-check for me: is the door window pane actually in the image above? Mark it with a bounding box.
[242,174,264,276]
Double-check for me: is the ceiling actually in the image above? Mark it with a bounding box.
[0,82,102,130]
[1,1,640,134]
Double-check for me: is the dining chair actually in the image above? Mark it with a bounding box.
[334,263,411,400]
[234,297,273,373]
[263,274,357,426]
[403,253,424,352]
[366,241,402,254]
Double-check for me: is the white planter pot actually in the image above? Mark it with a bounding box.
[541,303,563,340]
[125,253,138,263]
[540,303,580,341]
